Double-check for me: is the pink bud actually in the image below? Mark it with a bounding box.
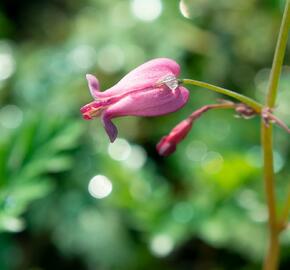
[156,119,193,156]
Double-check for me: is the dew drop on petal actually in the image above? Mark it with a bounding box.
[158,75,178,91]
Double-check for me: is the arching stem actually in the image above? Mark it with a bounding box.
[181,79,263,113]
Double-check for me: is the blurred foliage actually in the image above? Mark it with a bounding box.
[0,0,290,269]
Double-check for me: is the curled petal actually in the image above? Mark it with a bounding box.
[86,74,100,99]
[101,112,118,143]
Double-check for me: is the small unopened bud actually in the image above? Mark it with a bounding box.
[157,102,237,156]
[157,119,193,156]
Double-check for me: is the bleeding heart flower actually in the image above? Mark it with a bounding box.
[80,58,189,142]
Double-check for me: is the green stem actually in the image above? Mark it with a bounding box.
[181,79,263,112]
[262,1,290,269]
[267,1,290,107]
[278,183,290,231]
[262,123,279,270]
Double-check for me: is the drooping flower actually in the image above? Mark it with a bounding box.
[80,58,189,142]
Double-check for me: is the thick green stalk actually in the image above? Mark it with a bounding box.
[262,1,290,270]
[262,123,279,270]
[181,79,263,112]
[279,184,290,231]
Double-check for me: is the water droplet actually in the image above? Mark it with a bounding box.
[158,75,178,91]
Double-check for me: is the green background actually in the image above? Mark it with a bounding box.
[0,0,290,269]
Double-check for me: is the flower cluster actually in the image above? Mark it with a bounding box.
[81,58,282,156]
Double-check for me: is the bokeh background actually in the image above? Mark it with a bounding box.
[0,0,290,269]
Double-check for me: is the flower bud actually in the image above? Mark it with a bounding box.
[156,119,193,156]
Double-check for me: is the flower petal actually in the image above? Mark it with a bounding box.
[101,112,118,142]
[92,58,180,99]
[86,74,101,99]
[100,86,189,119]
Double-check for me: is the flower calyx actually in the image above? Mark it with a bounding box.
[234,103,257,119]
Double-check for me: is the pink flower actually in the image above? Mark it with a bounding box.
[80,58,189,142]
[156,118,193,156]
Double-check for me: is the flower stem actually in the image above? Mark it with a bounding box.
[262,123,279,270]
[278,183,290,231]
[187,102,236,121]
[181,79,263,113]
[266,1,290,107]
[262,1,290,269]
